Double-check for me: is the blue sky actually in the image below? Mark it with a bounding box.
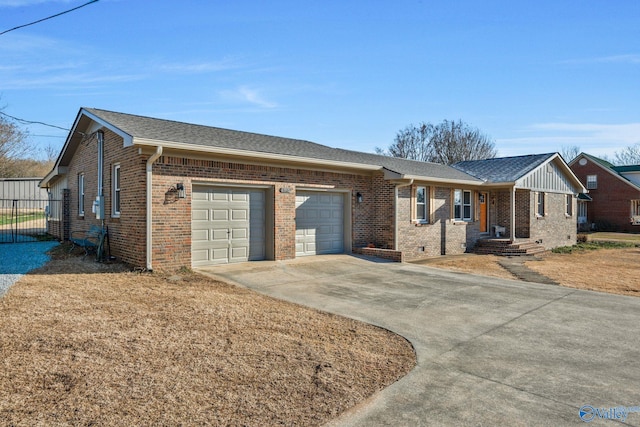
[1,0,639,161]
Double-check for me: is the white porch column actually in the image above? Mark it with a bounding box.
[511,186,516,242]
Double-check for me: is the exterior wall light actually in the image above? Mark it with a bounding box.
[356,192,363,203]
[176,183,186,199]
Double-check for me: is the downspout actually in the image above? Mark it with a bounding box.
[146,146,163,271]
[394,179,414,251]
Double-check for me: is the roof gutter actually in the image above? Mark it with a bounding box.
[133,137,381,173]
[394,179,414,251]
[146,145,163,271]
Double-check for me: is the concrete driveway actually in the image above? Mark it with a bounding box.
[198,255,640,426]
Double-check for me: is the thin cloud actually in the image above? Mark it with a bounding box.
[530,122,640,144]
[3,72,145,89]
[219,86,278,109]
[0,0,74,7]
[561,54,640,65]
[497,122,640,158]
[158,58,243,74]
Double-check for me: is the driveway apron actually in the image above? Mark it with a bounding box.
[198,255,640,426]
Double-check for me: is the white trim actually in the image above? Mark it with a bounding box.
[517,153,587,194]
[146,146,163,271]
[78,173,85,216]
[134,137,381,172]
[81,109,133,146]
[112,163,121,217]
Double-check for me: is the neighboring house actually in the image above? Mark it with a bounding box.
[569,153,640,232]
[40,108,586,271]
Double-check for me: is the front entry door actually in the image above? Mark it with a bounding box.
[479,192,488,233]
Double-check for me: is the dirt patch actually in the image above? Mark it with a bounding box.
[0,246,415,426]
[413,254,517,280]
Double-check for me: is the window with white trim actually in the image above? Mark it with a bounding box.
[78,173,85,216]
[565,194,573,216]
[416,186,428,222]
[454,189,472,221]
[112,164,121,217]
[536,192,546,216]
[586,175,597,189]
[631,200,640,217]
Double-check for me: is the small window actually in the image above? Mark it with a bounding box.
[537,192,546,216]
[586,175,597,190]
[454,189,472,221]
[113,164,121,217]
[566,194,573,216]
[78,173,85,216]
[631,200,640,217]
[416,186,428,222]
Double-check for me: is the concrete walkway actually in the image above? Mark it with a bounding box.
[198,255,640,426]
[498,256,559,285]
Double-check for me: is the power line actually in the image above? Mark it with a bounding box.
[0,111,69,132]
[0,0,99,36]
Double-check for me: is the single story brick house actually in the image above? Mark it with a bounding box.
[569,152,640,232]
[40,108,586,271]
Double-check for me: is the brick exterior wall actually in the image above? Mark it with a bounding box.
[571,158,640,232]
[66,129,147,268]
[396,185,482,261]
[151,156,379,270]
[528,191,576,249]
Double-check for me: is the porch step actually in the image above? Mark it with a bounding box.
[473,239,546,256]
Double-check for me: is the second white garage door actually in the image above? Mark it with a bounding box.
[295,191,344,256]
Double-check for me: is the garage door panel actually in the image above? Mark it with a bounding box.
[295,191,344,256]
[231,209,247,221]
[192,209,209,221]
[192,229,209,242]
[192,186,266,267]
[211,229,228,240]
[231,228,248,239]
[212,209,228,221]
[192,249,209,262]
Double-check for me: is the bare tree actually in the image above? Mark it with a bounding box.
[376,122,433,161]
[427,120,497,164]
[613,143,640,165]
[0,112,32,177]
[560,145,581,163]
[378,119,496,165]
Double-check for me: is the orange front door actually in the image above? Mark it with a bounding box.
[479,192,488,233]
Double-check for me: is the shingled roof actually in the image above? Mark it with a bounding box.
[452,153,557,183]
[82,108,481,184]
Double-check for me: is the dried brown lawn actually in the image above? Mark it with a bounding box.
[0,246,415,426]
[525,247,640,296]
[416,244,640,297]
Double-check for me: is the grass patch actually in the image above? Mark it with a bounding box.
[552,240,635,254]
[0,211,45,226]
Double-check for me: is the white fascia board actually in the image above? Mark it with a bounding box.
[80,108,133,146]
[132,137,382,172]
[384,168,483,186]
[397,174,484,186]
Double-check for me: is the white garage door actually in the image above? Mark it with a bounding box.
[192,186,265,266]
[295,191,344,256]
